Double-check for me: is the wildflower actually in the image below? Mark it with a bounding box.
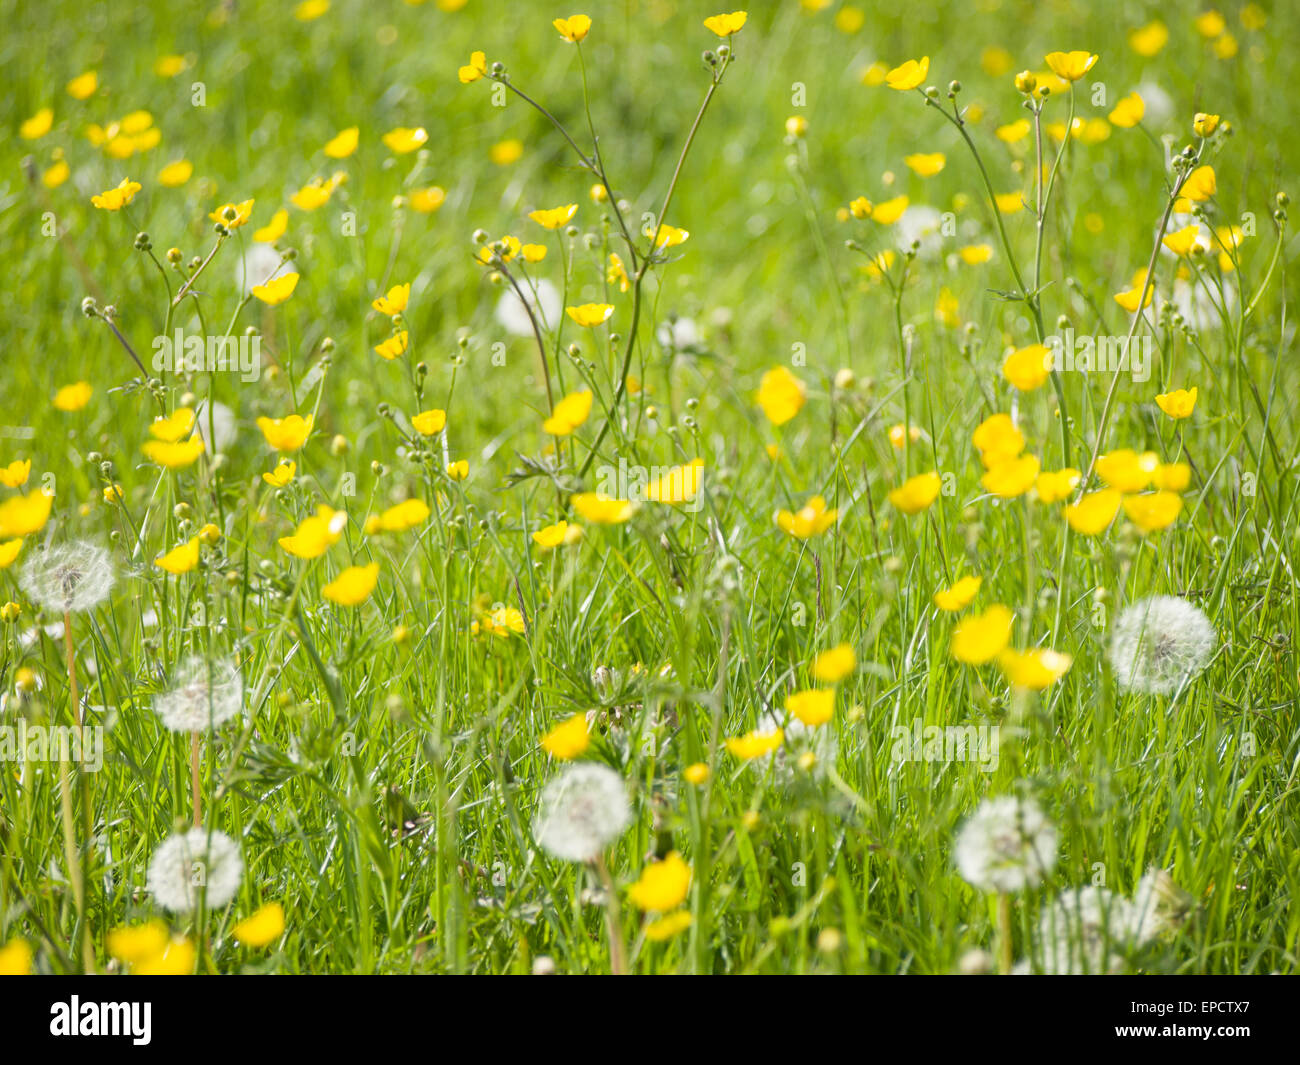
[232,903,285,948]
[756,366,806,426]
[147,828,243,911]
[786,687,834,726]
[812,643,856,682]
[995,192,1025,214]
[294,0,329,19]
[644,459,704,504]
[209,199,255,228]
[533,763,630,862]
[0,540,22,569]
[951,605,1014,665]
[20,108,53,140]
[1108,92,1145,128]
[382,127,428,153]
[278,505,346,559]
[322,563,380,606]
[1152,462,1190,492]
[54,381,93,411]
[849,196,873,219]
[0,460,31,488]
[904,152,946,177]
[0,940,32,975]
[552,14,592,42]
[0,492,53,538]
[958,243,993,264]
[529,204,578,230]
[1114,282,1152,312]
[446,460,469,481]
[647,223,690,249]
[412,409,447,436]
[888,424,920,449]
[1128,21,1168,57]
[543,390,594,436]
[67,71,98,99]
[371,283,410,316]
[1032,887,1137,974]
[1155,386,1197,420]
[996,119,1031,143]
[885,57,929,91]
[154,656,243,732]
[1044,50,1098,82]
[1002,344,1051,392]
[410,186,446,213]
[477,605,524,638]
[533,520,582,550]
[490,139,524,165]
[645,911,693,941]
[521,243,548,263]
[251,272,300,306]
[1178,165,1216,206]
[1096,449,1158,492]
[775,495,836,539]
[565,303,614,328]
[1064,488,1121,535]
[157,159,192,187]
[571,492,634,525]
[262,460,297,487]
[954,795,1058,894]
[290,179,334,210]
[541,714,589,760]
[1122,492,1184,534]
[1109,596,1215,695]
[43,160,70,188]
[20,541,115,613]
[726,727,784,760]
[888,471,941,515]
[1035,467,1080,504]
[870,195,908,224]
[1193,112,1220,137]
[972,413,1025,468]
[458,51,488,83]
[629,852,691,911]
[149,407,196,442]
[1162,225,1201,257]
[323,126,359,158]
[684,763,710,785]
[981,455,1040,499]
[1013,70,1037,94]
[107,920,170,964]
[256,414,313,452]
[374,331,410,359]
[131,936,195,975]
[703,10,747,36]
[934,575,981,612]
[155,537,200,575]
[998,648,1073,690]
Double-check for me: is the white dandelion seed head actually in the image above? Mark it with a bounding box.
[656,315,701,352]
[896,205,944,259]
[238,242,287,296]
[495,278,562,337]
[1128,868,1190,944]
[954,795,1058,894]
[1134,81,1174,125]
[146,828,243,912]
[533,763,631,863]
[1108,595,1216,696]
[20,540,115,614]
[1033,886,1134,975]
[153,655,244,732]
[193,399,238,453]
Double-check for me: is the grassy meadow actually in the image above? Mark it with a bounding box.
[0,0,1297,976]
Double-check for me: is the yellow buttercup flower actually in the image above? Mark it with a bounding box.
[959,244,993,265]
[565,303,614,328]
[541,714,589,760]
[904,152,946,177]
[323,126,359,158]
[252,272,300,306]
[522,243,547,263]
[198,523,221,546]
[1108,92,1145,128]
[256,414,313,451]
[366,499,430,534]
[1096,449,1159,493]
[684,763,710,785]
[91,178,141,211]
[1193,112,1220,137]
[132,936,195,976]
[54,381,93,411]
[1122,491,1184,533]
[1064,489,1121,535]
[646,223,690,249]
[885,56,929,91]
[0,539,24,568]
[142,437,205,470]
[107,920,170,964]
[279,506,346,559]
[934,575,982,612]
[382,127,428,153]
[870,195,909,225]
[629,852,691,912]
[294,0,329,19]
[726,727,783,760]
[543,390,594,436]
[1003,344,1051,391]
[981,455,1040,499]
[489,139,524,165]
[1129,21,1168,57]
[571,492,634,524]
[459,51,488,83]
[645,911,693,941]
[756,365,806,426]
[644,459,704,504]
[812,643,856,682]
[995,192,1025,214]
[995,119,1031,144]
[446,460,469,481]
[253,209,288,243]
[1179,165,1217,204]
[209,199,255,228]
[232,903,285,948]
[67,70,98,99]
[553,14,592,42]
[950,604,1015,665]
[374,331,410,359]
[0,493,52,538]
[412,409,447,435]
[155,537,200,575]
[888,471,941,515]
[149,407,196,442]
[372,283,410,316]
[262,460,297,487]
[323,562,380,606]
[0,460,31,488]
[775,495,837,539]
[1044,50,1098,82]
[532,520,583,550]
[21,107,53,140]
[786,687,835,726]
[1114,283,1153,313]
[1155,387,1197,419]
[1035,468,1080,504]
[529,203,578,230]
[157,159,193,187]
[1162,225,1202,257]
[998,648,1073,690]
[410,186,446,213]
[43,160,70,188]
[703,11,747,36]
[972,413,1025,468]
[290,179,334,211]
[1152,463,1190,493]
[1194,10,1225,38]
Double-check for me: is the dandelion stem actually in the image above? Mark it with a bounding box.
[594,853,627,975]
[997,892,1013,974]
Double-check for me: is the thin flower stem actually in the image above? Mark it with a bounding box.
[191,730,203,829]
[594,853,627,975]
[997,892,1013,974]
